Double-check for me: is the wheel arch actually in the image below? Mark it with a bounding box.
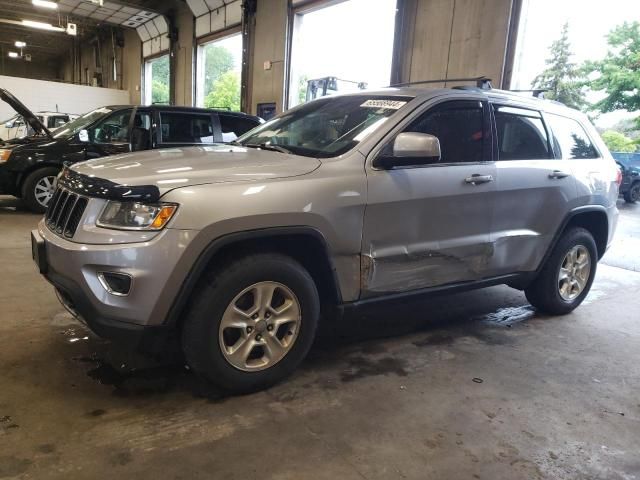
[164,227,343,329]
[542,206,609,266]
[17,162,62,194]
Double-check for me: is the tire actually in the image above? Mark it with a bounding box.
[525,227,597,315]
[623,182,640,204]
[182,253,320,394]
[21,167,60,213]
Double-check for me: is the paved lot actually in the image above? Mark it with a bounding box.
[1,196,639,480]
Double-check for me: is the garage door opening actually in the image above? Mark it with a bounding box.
[196,32,243,111]
[288,0,397,108]
[144,54,170,105]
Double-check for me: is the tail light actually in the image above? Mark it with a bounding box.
[616,168,623,186]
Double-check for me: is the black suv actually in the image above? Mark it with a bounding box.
[613,153,640,203]
[0,88,262,212]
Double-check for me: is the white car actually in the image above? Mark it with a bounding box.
[0,112,78,141]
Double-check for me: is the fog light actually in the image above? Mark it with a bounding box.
[98,272,132,296]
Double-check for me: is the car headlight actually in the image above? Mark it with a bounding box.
[0,149,11,162]
[97,201,178,230]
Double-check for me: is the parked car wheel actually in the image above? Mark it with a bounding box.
[623,182,640,204]
[525,227,597,315]
[182,253,320,393]
[22,167,60,213]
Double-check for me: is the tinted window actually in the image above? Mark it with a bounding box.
[493,106,550,160]
[219,115,259,142]
[89,109,132,144]
[131,112,152,151]
[160,112,214,144]
[402,101,484,163]
[546,113,599,159]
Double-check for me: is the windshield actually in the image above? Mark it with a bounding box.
[52,107,114,139]
[236,95,413,158]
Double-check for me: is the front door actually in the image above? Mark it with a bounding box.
[361,99,496,298]
[85,108,134,159]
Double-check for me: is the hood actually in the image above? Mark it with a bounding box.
[71,144,322,195]
[0,88,52,139]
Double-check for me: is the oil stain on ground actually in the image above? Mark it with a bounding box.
[341,356,408,382]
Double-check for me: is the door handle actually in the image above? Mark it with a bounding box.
[464,174,493,185]
[549,170,570,179]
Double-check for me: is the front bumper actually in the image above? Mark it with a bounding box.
[33,221,196,349]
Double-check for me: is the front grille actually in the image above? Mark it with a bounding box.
[45,187,88,238]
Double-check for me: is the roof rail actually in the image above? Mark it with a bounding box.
[508,89,548,99]
[389,76,492,89]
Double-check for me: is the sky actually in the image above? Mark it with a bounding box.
[512,0,640,128]
[289,0,396,105]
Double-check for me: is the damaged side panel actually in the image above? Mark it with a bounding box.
[361,241,495,296]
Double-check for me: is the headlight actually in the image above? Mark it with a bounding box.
[97,201,178,230]
[0,149,11,162]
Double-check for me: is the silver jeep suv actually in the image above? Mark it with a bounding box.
[32,86,620,392]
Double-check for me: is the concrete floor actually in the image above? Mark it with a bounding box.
[1,196,639,480]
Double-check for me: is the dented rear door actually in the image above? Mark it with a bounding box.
[361,98,496,298]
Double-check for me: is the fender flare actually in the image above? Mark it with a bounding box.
[163,226,343,327]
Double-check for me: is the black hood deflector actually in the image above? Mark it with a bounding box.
[58,166,161,202]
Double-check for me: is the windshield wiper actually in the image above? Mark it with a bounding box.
[242,143,292,154]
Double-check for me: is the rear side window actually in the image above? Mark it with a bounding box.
[546,113,599,159]
[219,115,259,142]
[159,112,214,144]
[493,105,550,160]
[402,100,484,164]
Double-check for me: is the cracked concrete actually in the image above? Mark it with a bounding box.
[1,196,639,480]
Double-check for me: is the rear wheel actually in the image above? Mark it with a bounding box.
[525,227,597,315]
[182,253,320,393]
[22,167,60,213]
[623,182,640,203]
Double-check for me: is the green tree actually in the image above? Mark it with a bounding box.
[151,79,169,104]
[297,74,309,104]
[204,71,240,111]
[532,22,586,110]
[203,45,235,98]
[151,55,170,104]
[601,130,637,152]
[584,22,640,125]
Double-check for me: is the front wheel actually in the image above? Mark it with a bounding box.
[525,227,597,315]
[182,253,320,393]
[623,182,640,204]
[21,167,60,213]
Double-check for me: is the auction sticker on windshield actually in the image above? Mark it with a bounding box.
[360,99,407,109]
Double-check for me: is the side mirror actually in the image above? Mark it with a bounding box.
[78,129,89,142]
[374,132,441,169]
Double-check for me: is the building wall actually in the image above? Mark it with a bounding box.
[249,0,289,115]
[0,56,60,81]
[396,0,516,87]
[173,1,195,106]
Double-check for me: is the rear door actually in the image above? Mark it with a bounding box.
[488,104,576,275]
[361,97,497,297]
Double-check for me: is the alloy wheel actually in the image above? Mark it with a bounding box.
[34,175,57,208]
[219,281,301,372]
[558,245,591,302]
